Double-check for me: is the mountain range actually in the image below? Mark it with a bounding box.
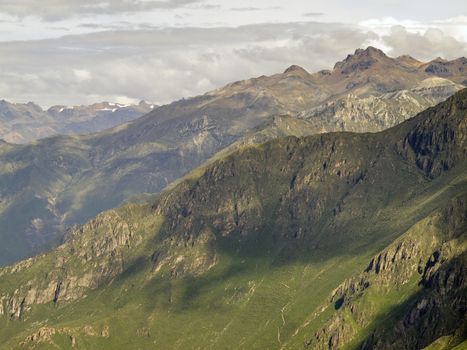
[0,87,465,349]
[0,47,466,267]
[0,100,155,144]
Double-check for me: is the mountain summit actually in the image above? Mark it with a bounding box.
[0,89,465,349]
[0,48,465,266]
[333,46,392,74]
[283,64,310,76]
[0,100,155,143]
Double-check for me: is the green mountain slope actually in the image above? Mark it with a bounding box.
[0,89,465,349]
[1,48,466,266]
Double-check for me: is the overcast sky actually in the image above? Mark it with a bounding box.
[0,0,466,107]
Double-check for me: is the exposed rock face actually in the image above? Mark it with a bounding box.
[0,89,465,349]
[359,196,467,349]
[298,78,464,134]
[0,207,152,319]
[396,88,467,178]
[333,47,391,75]
[1,48,466,266]
[22,327,57,345]
[362,252,466,350]
[307,195,467,350]
[420,57,467,79]
[20,324,110,348]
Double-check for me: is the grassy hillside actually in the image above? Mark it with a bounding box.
[1,49,465,265]
[0,89,465,349]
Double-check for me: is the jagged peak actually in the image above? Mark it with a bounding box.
[283,64,309,76]
[333,46,392,73]
[354,46,388,58]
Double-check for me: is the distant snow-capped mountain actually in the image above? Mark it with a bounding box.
[0,100,156,143]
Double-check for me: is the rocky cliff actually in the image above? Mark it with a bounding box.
[0,89,465,349]
[2,49,466,266]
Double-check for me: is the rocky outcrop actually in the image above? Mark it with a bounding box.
[333,47,391,75]
[0,89,466,348]
[2,48,466,268]
[396,89,467,178]
[306,194,467,349]
[20,324,110,348]
[298,80,464,134]
[0,207,149,319]
[361,252,466,350]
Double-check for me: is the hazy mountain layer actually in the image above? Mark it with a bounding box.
[0,89,465,349]
[0,100,154,143]
[0,48,466,265]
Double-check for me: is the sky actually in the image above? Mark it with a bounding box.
[0,0,466,107]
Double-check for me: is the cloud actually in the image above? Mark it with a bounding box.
[357,16,467,60]
[73,69,92,82]
[230,7,281,12]
[0,22,369,106]
[382,25,467,60]
[359,16,467,42]
[0,0,200,21]
[303,12,324,17]
[0,20,465,107]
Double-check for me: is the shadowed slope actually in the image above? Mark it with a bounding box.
[0,48,465,266]
[0,90,465,349]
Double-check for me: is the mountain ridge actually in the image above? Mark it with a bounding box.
[0,48,465,266]
[0,100,155,144]
[0,88,465,349]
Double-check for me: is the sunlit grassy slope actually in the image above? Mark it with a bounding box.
[0,90,465,349]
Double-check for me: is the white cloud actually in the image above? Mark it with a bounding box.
[382,26,467,60]
[0,0,200,20]
[358,16,467,60]
[0,1,465,107]
[359,16,467,42]
[0,20,464,108]
[73,69,92,82]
